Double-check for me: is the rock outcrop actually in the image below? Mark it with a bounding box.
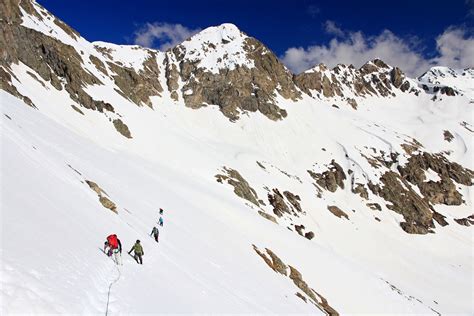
[368,172,435,234]
[327,205,349,220]
[308,160,346,193]
[398,152,473,206]
[267,188,304,217]
[268,189,291,217]
[294,59,416,106]
[253,245,339,314]
[454,215,474,227]
[85,180,117,213]
[216,167,260,206]
[1,0,106,111]
[113,119,132,139]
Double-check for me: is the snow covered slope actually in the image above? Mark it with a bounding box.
[1,0,473,314]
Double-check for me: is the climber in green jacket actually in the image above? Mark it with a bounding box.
[128,240,144,264]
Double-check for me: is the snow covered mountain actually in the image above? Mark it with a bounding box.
[1,0,473,314]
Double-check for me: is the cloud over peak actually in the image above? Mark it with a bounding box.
[134,22,201,51]
[282,22,474,77]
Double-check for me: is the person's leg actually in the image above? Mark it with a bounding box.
[138,254,143,264]
[134,254,139,264]
[114,250,122,265]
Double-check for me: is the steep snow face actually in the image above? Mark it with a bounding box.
[19,0,83,47]
[92,41,160,73]
[3,84,473,314]
[177,23,256,74]
[3,58,474,314]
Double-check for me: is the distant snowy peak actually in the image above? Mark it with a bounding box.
[419,66,474,83]
[164,23,301,121]
[174,23,256,74]
[418,67,474,99]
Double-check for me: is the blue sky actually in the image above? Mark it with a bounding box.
[37,0,474,75]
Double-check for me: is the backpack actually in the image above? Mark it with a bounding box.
[107,234,119,249]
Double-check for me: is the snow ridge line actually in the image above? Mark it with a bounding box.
[105,265,121,316]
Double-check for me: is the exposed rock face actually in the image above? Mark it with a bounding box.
[398,152,473,206]
[360,150,474,234]
[288,266,339,315]
[0,67,35,107]
[418,179,463,205]
[296,292,307,303]
[432,211,448,227]
[439,86,456,96]
[265,248,288,276]
[294,59,416,105]
[352,183,369,199]
[252,245,287,275]
[253,245,339,314]
[106,52,163,107]
[443,130,454,142]
[85,180,117,213]
[1,0,163,119]
[368,172,434,234]
[283,191,303,213]
[288,266,318,303]
[267,188,304,218]
[2,0,465,130]
[308,160,346,193]
[0,0,106,111]
[294,63,343,98]
[327,206,349,220]
[85,180,106,196]
[216,167,260,206]
[164,25,301,121]
[99,196,117,212]
[70,104,84,115]
[454,215,474,227]
[295,224,305,236]
[294,224,315,240]
[390,67,404,88]
[268,188,291,217]
[366,203,381,211]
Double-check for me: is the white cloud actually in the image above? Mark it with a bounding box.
[281,23,474,77]
[134,22,201,51]
[433,27,474,68]
[324,20,344,37]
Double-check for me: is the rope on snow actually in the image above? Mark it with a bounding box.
[105,264,121,316]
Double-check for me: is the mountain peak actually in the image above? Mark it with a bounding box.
[184,23,246,46]
[174,23,251,74]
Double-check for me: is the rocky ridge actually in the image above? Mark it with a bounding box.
[2,0,469,131]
